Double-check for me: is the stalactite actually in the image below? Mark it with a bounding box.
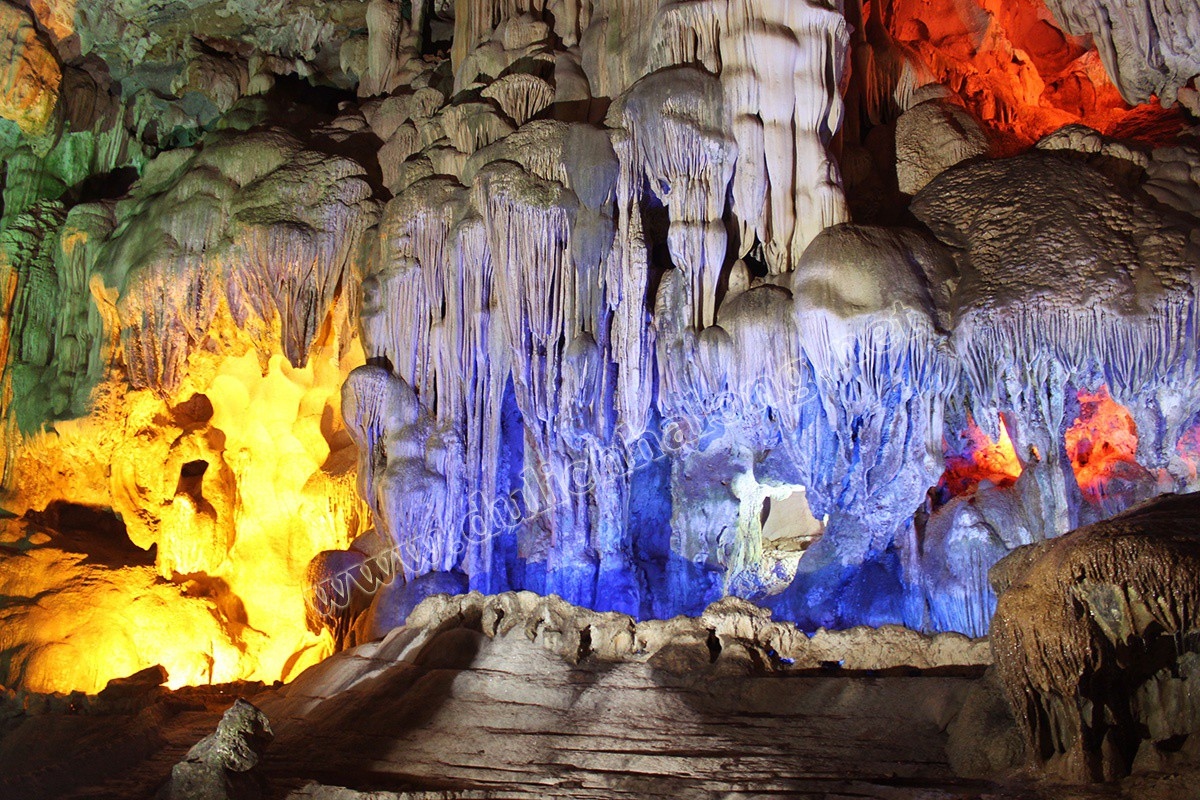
[613,66,733,330]
[481,73,555,125]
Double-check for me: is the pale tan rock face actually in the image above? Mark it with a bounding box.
[218,590,990,799]
[0,1,60,136]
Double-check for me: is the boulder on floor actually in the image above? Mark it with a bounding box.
[989,492,1200,781]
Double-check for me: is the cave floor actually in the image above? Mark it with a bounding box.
[3,627,1186,800]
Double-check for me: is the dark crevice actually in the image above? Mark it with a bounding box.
[21,501,155,568]
[576,625,593,662]
[705,629,722,663]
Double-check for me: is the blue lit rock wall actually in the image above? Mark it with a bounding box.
[325,3,1200,640]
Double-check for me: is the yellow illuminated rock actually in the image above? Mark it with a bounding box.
[0,2,60,136]
[1,311,365,694]
[0,529,250,692]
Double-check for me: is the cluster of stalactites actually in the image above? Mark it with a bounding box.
[652,0,851,273]
[347,1,1200,630]
[354,0,859,602]
[451,0,850,272]
[89,130,378,394]
[354,112,633,591]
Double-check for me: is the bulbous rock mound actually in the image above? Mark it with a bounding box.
[990,492,1200,782]
[911,147,1200,462]
[895,97,989,196]
[912,150,1193,325]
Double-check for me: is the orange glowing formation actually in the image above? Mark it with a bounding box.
[1064,386,1140,502]
[940,415,1023,500]
[882,0,1186,145]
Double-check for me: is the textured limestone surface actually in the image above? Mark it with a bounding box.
[255,605,982,799]
[895,96,990,194]
[991,492,1200,783]
[0,1,59,135]
[1,593,985,799]
[158,698,273,800]
[0,0,1198,716]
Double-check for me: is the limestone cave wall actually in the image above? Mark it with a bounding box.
[0,0,1196,694]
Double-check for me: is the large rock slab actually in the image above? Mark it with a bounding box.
[253,592,988,798]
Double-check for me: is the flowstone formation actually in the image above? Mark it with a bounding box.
[0,0,1197,701]
[990,492,1200,782]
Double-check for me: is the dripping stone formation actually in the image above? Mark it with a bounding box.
[0,0,1199,797]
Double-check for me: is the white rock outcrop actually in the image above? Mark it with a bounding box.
[895,97,989,195]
